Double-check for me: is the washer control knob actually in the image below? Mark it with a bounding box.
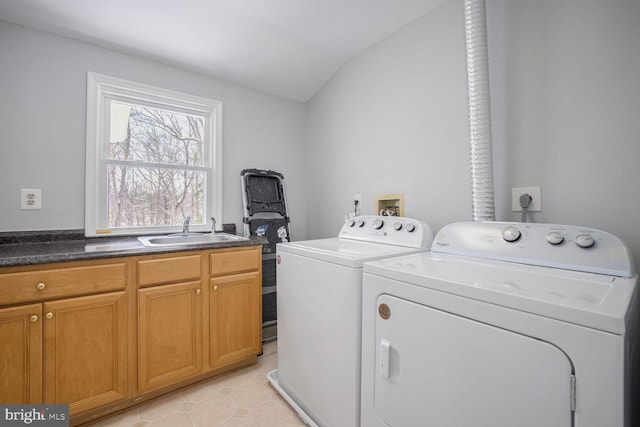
[356,219,365,227]
[575,234,595,248]
[393,222,403,231]
[347,219,355,227]
[546,232,564,245]
[502,226,522,242]
[373,219,384,229]
[405,223,416,232]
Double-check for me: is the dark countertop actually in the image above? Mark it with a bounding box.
[0,229,267,268]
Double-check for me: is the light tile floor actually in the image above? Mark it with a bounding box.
[89,341,305,427]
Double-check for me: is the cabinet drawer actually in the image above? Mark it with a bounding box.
[210,248,260,277]
[0,263,126,306]
[138,254,201,287]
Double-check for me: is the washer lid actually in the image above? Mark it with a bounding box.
[277,238,425,268]
[364,252,638,334]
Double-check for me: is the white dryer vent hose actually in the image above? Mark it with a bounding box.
[464,0,495,221]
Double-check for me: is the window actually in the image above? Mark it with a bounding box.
[85,73,222,237]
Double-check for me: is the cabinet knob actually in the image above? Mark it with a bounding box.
[45,312,54,320]
[196,289,201,295]
[30,315,39,323]
[36,282,46,290]
[213,285,218,291]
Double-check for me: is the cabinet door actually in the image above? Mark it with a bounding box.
[138,281,203,393]
[43,292,127,415]
[0,304,42,404]
[210,271,261,368]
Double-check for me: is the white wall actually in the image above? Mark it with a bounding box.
[0,21,307,238]
[2,0,640,268]
[305,0,471,238]
[305,0,640,270]
[487,0,640,266]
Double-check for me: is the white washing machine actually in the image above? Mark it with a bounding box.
[361,221,638,427]
[267,215,433,427]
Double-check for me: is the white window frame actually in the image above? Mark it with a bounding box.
[85,72,222,237]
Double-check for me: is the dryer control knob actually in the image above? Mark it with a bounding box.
[546,232,564,245]
[406,223,416,232]
[356,219,365,227]
[393,222,403,231]
[347,219,355,227]
[502,226,522,242]
[373,219,384,229]
[575,234,595,248]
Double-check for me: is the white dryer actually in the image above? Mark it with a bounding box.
[267,215,433,427]
[361,221,638,427]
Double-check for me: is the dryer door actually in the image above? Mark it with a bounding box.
[374,294,574,427]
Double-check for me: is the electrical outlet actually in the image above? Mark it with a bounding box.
[511,186,541,212]
[353,193,362,216]
[21,188,42,210]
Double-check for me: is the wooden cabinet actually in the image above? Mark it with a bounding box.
[138,281,203,393]
[44,292,128,414]
[0,244,262,424]
[136,248,262,392]
[0,303,42,404]
[0,263,126,305]
[210,271,261,368]
[136,254,205,393]
[0,262,128,416]
[209,247,262,368]
[137,254,201,287]
[210,248,261,276]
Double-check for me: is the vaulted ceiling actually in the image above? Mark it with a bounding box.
[0,0,447,101]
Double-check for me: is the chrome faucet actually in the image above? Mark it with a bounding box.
[182,216,191,234]
[210,217,217,233]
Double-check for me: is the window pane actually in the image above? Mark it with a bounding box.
[109,101,205,167]
[107,165,205,228]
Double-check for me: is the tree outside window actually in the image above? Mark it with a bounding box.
[85,73,221,237]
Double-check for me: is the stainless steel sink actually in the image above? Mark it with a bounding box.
[137,233,247,247]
